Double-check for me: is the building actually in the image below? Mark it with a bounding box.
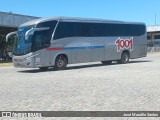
[0,11,39,27]
[0,11,39,37]
[147,25,160,52]
[0,12,39,58]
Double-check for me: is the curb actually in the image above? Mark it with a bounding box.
[0,63,12,67]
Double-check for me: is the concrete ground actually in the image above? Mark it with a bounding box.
[0,52,160,120]
[0,60,12,67]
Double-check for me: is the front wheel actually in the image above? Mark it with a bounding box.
[117,52,129,64]
[54,56,67,70]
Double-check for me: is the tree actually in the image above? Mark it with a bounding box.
[0,26,17,60]
[0,35,14,56]
[0,35,8,58]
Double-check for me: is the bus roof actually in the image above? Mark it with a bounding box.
[20,16,145,27]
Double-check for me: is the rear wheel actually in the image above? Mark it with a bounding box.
[54,56,67,70]
[101,61,112,65]
[117,52,129,64]
[39,67,49,71]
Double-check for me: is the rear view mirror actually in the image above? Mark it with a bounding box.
[6,31,17,42]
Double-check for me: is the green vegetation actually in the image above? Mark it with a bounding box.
[0,26,17,59]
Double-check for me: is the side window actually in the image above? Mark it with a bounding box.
[34,34,44,48]
[75,22,107,37]
[54,22,146,38]
[74,22,81,37]
[55,22,110,38]
[36,21,57,43]
[32,20,57,51]
[125,24,146,36]
[109,24,126,36]
[88,23,108,37]
[126,24,134,36]
[32,31,48,48]
[108,24,145,36]
[54,22,77,40]
[80,23,89,37]
[136,25,146,36]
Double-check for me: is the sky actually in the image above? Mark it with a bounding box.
[0,0,160,25]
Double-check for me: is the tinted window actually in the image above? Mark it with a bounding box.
[54,22,77,40]
[79,23,90,37]
[35,21,57,43]
[32,21,57,51]
[125,24,146,36]
[32,31,49,48]
[54,22,146,40]
[87,23,108,37]
[109,24,125,36]
[109,24,145,36]
[54,22,108,39]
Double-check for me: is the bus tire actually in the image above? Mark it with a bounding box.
[39,67,49,71]
[101,61,112,65]
[117,52,129,64]
[54,56,67,70]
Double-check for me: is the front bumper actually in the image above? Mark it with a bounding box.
[12,53,35,68]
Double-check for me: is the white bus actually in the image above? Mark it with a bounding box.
[6,17,147,70]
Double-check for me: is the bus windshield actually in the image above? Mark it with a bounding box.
[13,25,35,55]
[13,21,57,55]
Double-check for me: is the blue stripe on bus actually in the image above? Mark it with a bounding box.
[63,46,105,50]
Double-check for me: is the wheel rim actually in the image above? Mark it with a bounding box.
[122,54,128,62]
[57,59,64,68]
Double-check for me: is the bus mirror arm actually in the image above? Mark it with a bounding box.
[6,31,17,42]
[25,27,50,40]
[25,29,35,40]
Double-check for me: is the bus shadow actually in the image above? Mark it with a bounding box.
[66,60,152,70]
[128,60,152,64]
[18,60,151,73]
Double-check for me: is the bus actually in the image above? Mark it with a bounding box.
[6,17,147,70]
